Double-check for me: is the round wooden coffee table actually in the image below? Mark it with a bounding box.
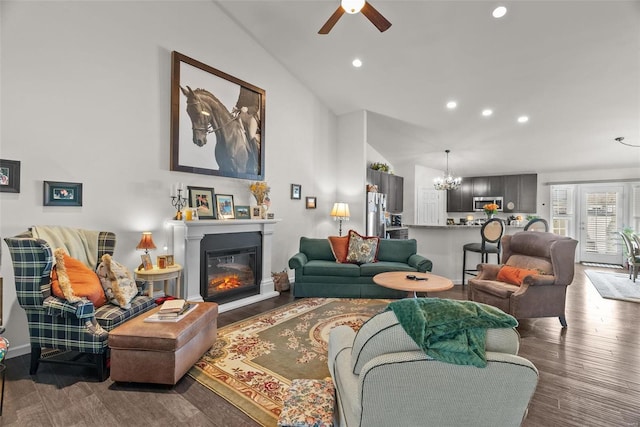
[373,271,454,298]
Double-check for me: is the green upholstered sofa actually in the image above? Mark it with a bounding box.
[288,237,433,298]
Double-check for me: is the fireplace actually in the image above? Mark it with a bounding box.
[201,232,261,304]
[169,219,280,313]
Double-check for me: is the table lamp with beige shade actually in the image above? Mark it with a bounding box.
[330,202,350,236]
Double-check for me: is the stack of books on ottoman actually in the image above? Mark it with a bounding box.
[145,299,196,322]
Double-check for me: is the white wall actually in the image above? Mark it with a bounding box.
[0,1,338,356]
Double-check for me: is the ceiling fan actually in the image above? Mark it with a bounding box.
[319,0,392,34]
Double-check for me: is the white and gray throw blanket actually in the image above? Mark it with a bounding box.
[32,225,100,268]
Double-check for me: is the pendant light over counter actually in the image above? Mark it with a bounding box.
[433,149,462,191]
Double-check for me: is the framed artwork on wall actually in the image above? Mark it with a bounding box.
[215,194,235,219]
[170,51,266,181]
[43,181,83,206]
[0,159,20,193]
[306,196,317,209]
[291,184,301,200]
[188,186,216,219]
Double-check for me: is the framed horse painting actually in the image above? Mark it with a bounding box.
[170,51,266,181]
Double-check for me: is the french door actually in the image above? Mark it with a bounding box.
[578,185,624,264]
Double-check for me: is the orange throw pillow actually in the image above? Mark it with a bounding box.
[51,248,107,308]
[328,235,350,263]
[497,265,539,286]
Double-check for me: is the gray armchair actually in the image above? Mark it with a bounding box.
[328,310,538,427]
[468,231,578,327]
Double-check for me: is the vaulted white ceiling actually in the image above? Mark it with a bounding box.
[217,0,640,176]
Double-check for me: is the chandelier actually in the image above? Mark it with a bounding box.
[434,149,462,191]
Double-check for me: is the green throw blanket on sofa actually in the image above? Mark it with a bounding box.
[386,298,517,367]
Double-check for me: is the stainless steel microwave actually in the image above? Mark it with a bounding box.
[473,196,504,212]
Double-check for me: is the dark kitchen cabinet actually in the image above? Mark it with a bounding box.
[367,169,403,213]
[448,174,537,213]
[387,174,404,214]
[473,176,504,197]
[502,174,538,213]
[447,179,473,212]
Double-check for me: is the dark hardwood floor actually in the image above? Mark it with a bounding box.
[2,264,639,426]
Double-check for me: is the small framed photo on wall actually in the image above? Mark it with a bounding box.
[43,181,83,206]
[291,184,301,200]
[306,196,317,209]
[0,159,20,193]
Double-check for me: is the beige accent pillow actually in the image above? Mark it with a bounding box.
[95,254,139,309]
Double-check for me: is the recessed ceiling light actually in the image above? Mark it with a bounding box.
[352,58,362,68]
[492,6,507,18]
[517,116,529,123]
[482,109,493,117]
[446,101,457,109]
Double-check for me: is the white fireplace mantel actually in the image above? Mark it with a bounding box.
[168,219,281,313]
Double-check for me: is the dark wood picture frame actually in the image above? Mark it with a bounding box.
[215,194,235,219]
[170,51,266,181]
[43,181,83,206]
[0,159,21,193]
[188,186,216,219]
[306,196,317,209]
[291,183,301,200]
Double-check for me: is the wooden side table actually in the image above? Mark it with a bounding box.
[134,264,183,298]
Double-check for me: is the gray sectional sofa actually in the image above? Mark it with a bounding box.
[288,237,433,298]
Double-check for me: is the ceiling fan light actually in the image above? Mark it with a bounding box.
[342,0,365,14]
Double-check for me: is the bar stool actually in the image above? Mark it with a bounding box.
[462,218,505,286]
[524,218,549,232]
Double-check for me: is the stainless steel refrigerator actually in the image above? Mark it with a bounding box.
[366,192,387,238]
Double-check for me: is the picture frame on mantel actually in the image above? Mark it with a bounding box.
[170,51,266,181]
[188,186,216,219]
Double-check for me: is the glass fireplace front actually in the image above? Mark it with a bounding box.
[200,232,262,303]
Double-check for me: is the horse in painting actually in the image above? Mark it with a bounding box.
[180,85,260,176]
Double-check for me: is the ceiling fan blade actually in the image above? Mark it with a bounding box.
[361,1,392,32]
[318,6,345,34]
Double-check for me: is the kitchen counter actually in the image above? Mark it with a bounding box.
[406,224,525,284]
[386,226,409,231]
[407,224,525,229]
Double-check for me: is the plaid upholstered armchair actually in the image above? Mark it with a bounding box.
[4,227,155,381]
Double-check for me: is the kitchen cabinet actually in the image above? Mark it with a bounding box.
[387,174,404,213]
[503,174,537,213]
[387,227,409,239]
[472,176,504,197]
[447,179,473,212]
[367,169,403,213]
[448,173,537,213]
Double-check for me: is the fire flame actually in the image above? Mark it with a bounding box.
[211,274,242,291]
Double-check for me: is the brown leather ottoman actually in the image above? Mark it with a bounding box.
[108,302,218,385]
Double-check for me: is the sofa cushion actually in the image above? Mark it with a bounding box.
[377,239,417,263]
[96,295,156,331]
[360,261,416,277]
[468,279,520,299]
[328,235,349,263]
[346,230,379,264]
[497,265,540,286]
[51,248,107,308]
[303,260,361,277]
[299,237,336,261]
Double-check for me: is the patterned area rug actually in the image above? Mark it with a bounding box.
[188,298,390,426]
[585,270,640,302]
